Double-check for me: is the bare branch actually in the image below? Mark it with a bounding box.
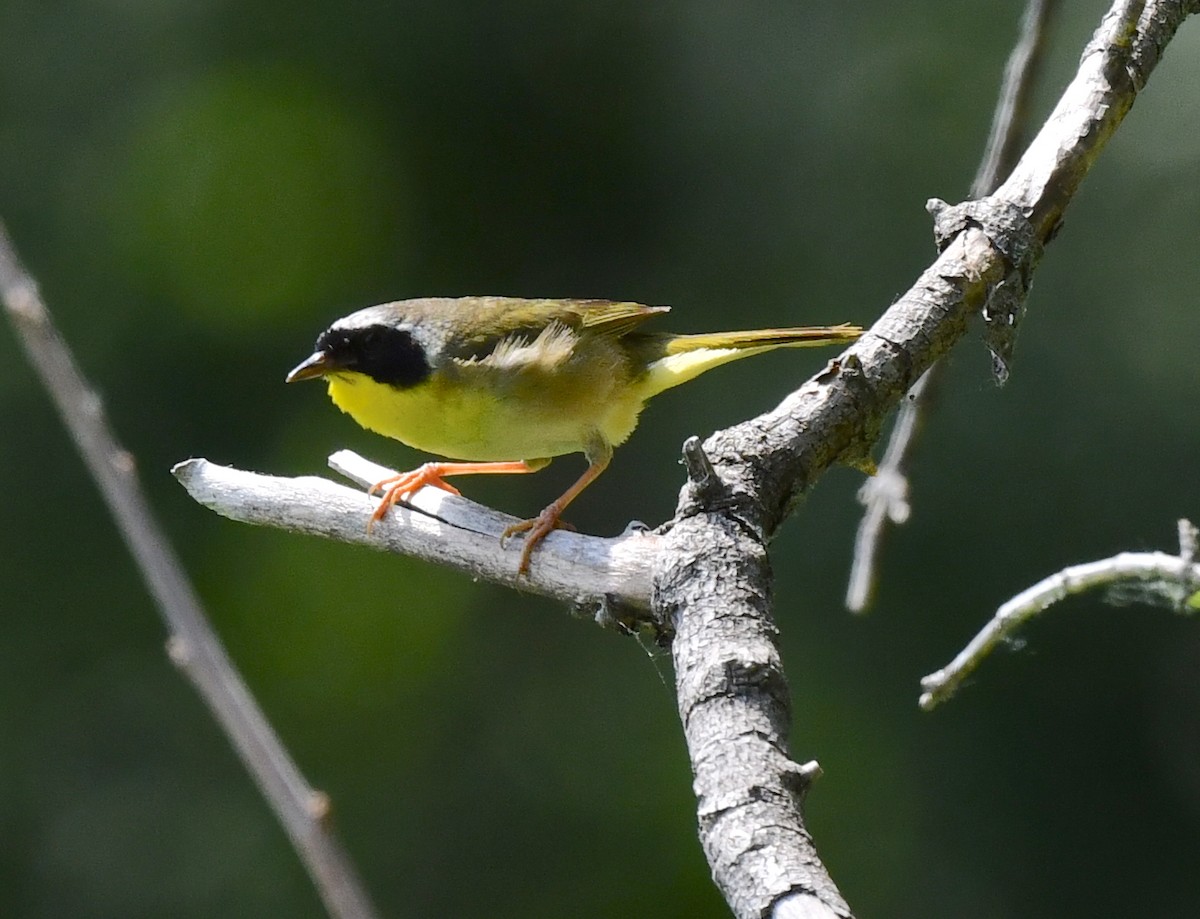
[846,0,1060,614]
[0,221,380,919]
[920,520,1200,711]
[172,452,657,626]
[658,2,1194,916]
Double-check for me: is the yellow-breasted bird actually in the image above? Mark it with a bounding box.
[287,297,861,574]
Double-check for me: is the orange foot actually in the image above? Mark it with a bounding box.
[501,506,576,575]
[366,463,463,530]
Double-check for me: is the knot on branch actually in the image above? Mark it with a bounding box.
[928,197,1038,262]
[927,196,1043,385]
[675,436,768,539]
[681,435,724,505]
[783,760,824,803]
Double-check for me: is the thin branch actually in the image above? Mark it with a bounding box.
[920,520,1200,711]
[173,452,657,626]
[846,0,1060,613]
[844,366,929,611]
[0,222,380,919]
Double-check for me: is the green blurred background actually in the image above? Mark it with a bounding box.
[2,2,1198,917]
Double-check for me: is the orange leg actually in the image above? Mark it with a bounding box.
[503,437,613,576]
[367,459,545,529]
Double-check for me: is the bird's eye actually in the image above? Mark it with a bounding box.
[350,325,430,389]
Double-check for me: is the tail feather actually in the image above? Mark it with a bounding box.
[662,323,861,354]
[642,323,861,398]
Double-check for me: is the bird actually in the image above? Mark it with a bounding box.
[286,297,861,574]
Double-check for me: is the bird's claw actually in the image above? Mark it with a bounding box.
[366,463,463,529]
[502,508,574,575]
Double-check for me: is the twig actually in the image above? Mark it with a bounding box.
[0,221,380,919]
[172,452,657,626]
[919,520,1200,711]
[846,0,1060,613]
[845,367,928,611]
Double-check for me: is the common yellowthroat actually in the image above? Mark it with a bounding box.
[287,297,861,574]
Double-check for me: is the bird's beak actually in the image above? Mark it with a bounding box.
[286,351,334,383]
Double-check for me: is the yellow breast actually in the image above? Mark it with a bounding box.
[325,368,645,462]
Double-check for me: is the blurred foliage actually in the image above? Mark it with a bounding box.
[110,65,401,325]
[2,2,1199,918]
